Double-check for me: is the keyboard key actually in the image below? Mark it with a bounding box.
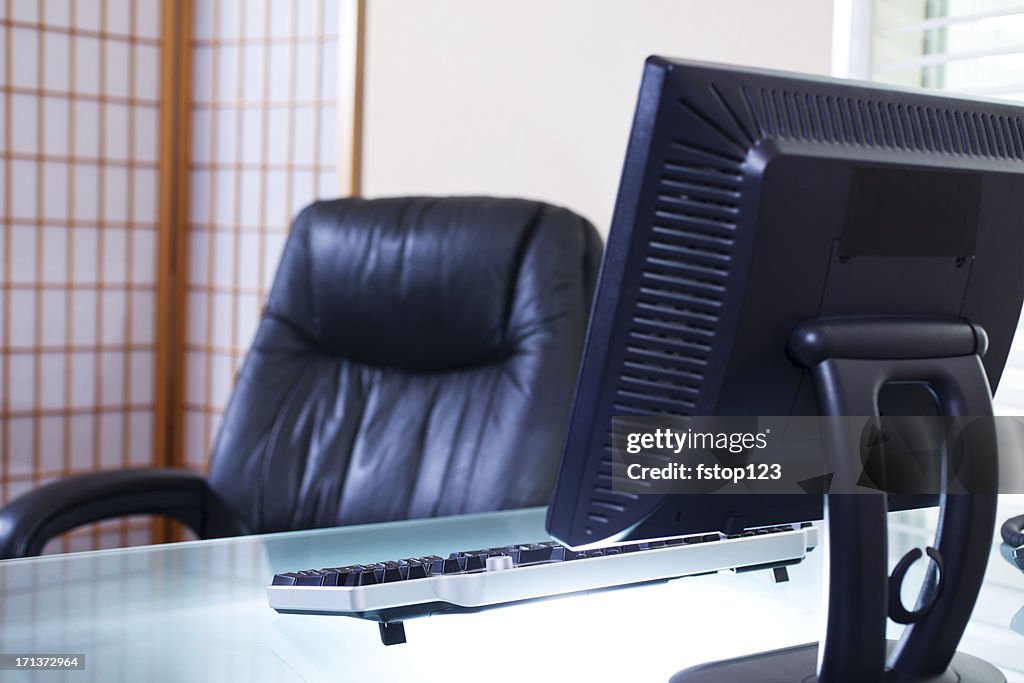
[340,571,363,587]
[448,557,466,573]
[430,557,462,574]
[370,564,389,582]
[295,571,325,586]
[517,544,558,565]
[462,553,487,572]
[381,561,404,583]
[402,560,429,580]
[318,570,342,586]
[272,572,300,586]
[358,565,382,585]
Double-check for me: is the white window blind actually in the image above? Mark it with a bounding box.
[852,0,1024,415]
[869,0,1024,99]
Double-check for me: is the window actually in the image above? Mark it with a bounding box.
[837,0,1024,414]
[866,0,1024,99]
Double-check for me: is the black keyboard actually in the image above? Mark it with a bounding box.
[267,523,818,645]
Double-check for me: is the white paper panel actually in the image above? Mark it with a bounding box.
[44,0,72,28]
[8,355,34,410]
[74,37,101,95]
[134,45,161,102]
[129,411,154,466]
[40,227,67,282]
[136,0,161,41]
[132,169,158,223]
[43,97,69,156]
[106,0,132,36]
[39,416,64,471]
[10,95,37,155]
[42,163,68,220]
[10,28,38,89]
[9,290,35,348]
[69,292,98,346]
[40,289,67,345]
[76,0,102,33]
[43,33,70,92]
[130,292,155,344]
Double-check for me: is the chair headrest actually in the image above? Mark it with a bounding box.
[264,196,599,371]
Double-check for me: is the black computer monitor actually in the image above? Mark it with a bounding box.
[545,57,1024,682]
[547,57,1024,547]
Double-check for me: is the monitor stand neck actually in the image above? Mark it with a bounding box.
[671,317,1004,683]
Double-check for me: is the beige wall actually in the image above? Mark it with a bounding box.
[360,0,833,235]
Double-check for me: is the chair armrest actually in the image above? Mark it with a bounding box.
[0,469,210,559]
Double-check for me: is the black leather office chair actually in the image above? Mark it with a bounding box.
[0,196,602,558]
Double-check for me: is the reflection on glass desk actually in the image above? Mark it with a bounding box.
[0,503,1022,683]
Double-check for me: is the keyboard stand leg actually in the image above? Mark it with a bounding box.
[378,621,407,646]
[771,566,789,584]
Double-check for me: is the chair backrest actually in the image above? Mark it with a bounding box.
[205,196,602,535]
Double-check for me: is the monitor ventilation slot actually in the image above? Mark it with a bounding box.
[648,239,731,264]
[631,314,714,339]
[594,486,639,501]
[652,224,734,249]
[645,255,728,279]
[635,299,718,325]
[741,86,1024,159]
[625,344,710,370]
[638,285,723,312]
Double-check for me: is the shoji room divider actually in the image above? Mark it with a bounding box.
[0,0,361,552]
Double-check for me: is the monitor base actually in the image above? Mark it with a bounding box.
[669,642,1005,683]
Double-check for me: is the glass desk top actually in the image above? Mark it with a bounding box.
[1,503,1022,682]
